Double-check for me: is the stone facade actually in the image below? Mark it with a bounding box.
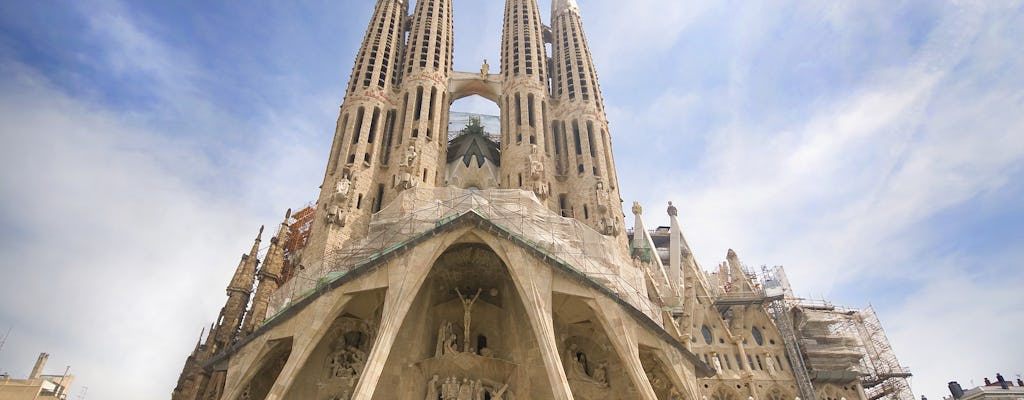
[171,1,912,400]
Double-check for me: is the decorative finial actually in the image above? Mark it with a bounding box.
[631,201,643,216]
[285,208,292,220]
[667,201,678,217]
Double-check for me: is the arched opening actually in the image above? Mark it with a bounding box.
[446,95,502,190]
[280,290,387,400]
[234,337,294,400]
[370,243,552,400]
[448,95,500,143]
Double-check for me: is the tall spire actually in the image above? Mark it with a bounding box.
[303,0,409,269]
[668,202,683,300]
[212,227,262,349]
[242,210,291,335]
[386,0,455,197]
[499,0,555,206]
[548,0,624,241]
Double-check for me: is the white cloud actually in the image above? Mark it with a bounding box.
[0,63,258,398]
[623,2,1024,397]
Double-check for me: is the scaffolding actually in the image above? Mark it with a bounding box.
[448,112,500,143]
[854,306,913,400]
[763,266,817,400]
[281,204,316,284]
[268,187,659,325]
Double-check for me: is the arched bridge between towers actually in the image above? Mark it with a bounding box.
[449,71,503,103]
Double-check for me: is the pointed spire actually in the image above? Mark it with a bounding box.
[726,249,754,293]
[241,211,292,335]
[668,202,683,297]
[194,326,206,352]
[249,225,264,259]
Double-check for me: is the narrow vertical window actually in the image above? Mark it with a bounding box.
[415,86,424,120]
[515,93,522,126]
[368,107,381,143]
[527,94,535,127]
[428,87,437,121]
[373,184,385,212]
[352,107,365,144]
[572,120,582,155]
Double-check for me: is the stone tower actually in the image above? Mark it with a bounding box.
[301,0,409,269]
[548,0,622,237]
[173,1,913,400]
[498,0,554,204]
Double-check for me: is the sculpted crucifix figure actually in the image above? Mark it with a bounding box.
[455,288,482,353]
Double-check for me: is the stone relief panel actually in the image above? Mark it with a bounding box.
[552,293,637,400]
[315,318,376,400]
[235,338,293,400]
[280,289,385,400]
[640,351,686,400]
[371,244,555,399]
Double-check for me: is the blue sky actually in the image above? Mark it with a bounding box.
[0,1,1022,399]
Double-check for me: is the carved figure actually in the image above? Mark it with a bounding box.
[632,201,643,216]
[594,180,610,214]
[426,375,440,400]
[565,344,593,380]
[458,378,473,400]
[472,380,485,400]
[441,377,454,400]
[325,204,347,226]
[480,59,490,78]
[667,201,678,217]
[397,143,421,190]
[455,288,482,352]
[335,176,351,198]
[766,352,777,375]
[436,321,458,356]
[712,352,723,373]
[592,361,608,386]
[400,144,419,171]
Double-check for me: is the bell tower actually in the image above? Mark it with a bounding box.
[302,0,409,269]
[548,0,624,238]
[499,0,556,205]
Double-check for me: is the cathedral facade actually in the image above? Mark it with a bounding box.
[171,1,912,400]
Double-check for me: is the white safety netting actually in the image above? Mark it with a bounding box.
[268,187,661,326]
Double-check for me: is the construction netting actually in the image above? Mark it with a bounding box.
[266,187,660,326]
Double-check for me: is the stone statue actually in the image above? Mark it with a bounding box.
[667,201,678,217]
[566,344,596,381]
[426,375,440,400]
[443,377,457,400]
[335,176,351,199]
[712,352,722,373]
[592,361,608,386]
[455,288,482,352]
[400,143,420,171]
[435,321,459,356]
[325,204,347,226]
[765,352,777,375]
[458,378,473,400]
[472,380,485,400]
[526,145,548,199]
[632,201,643,216]
[327,342,365,379]
[480,59,490,78]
